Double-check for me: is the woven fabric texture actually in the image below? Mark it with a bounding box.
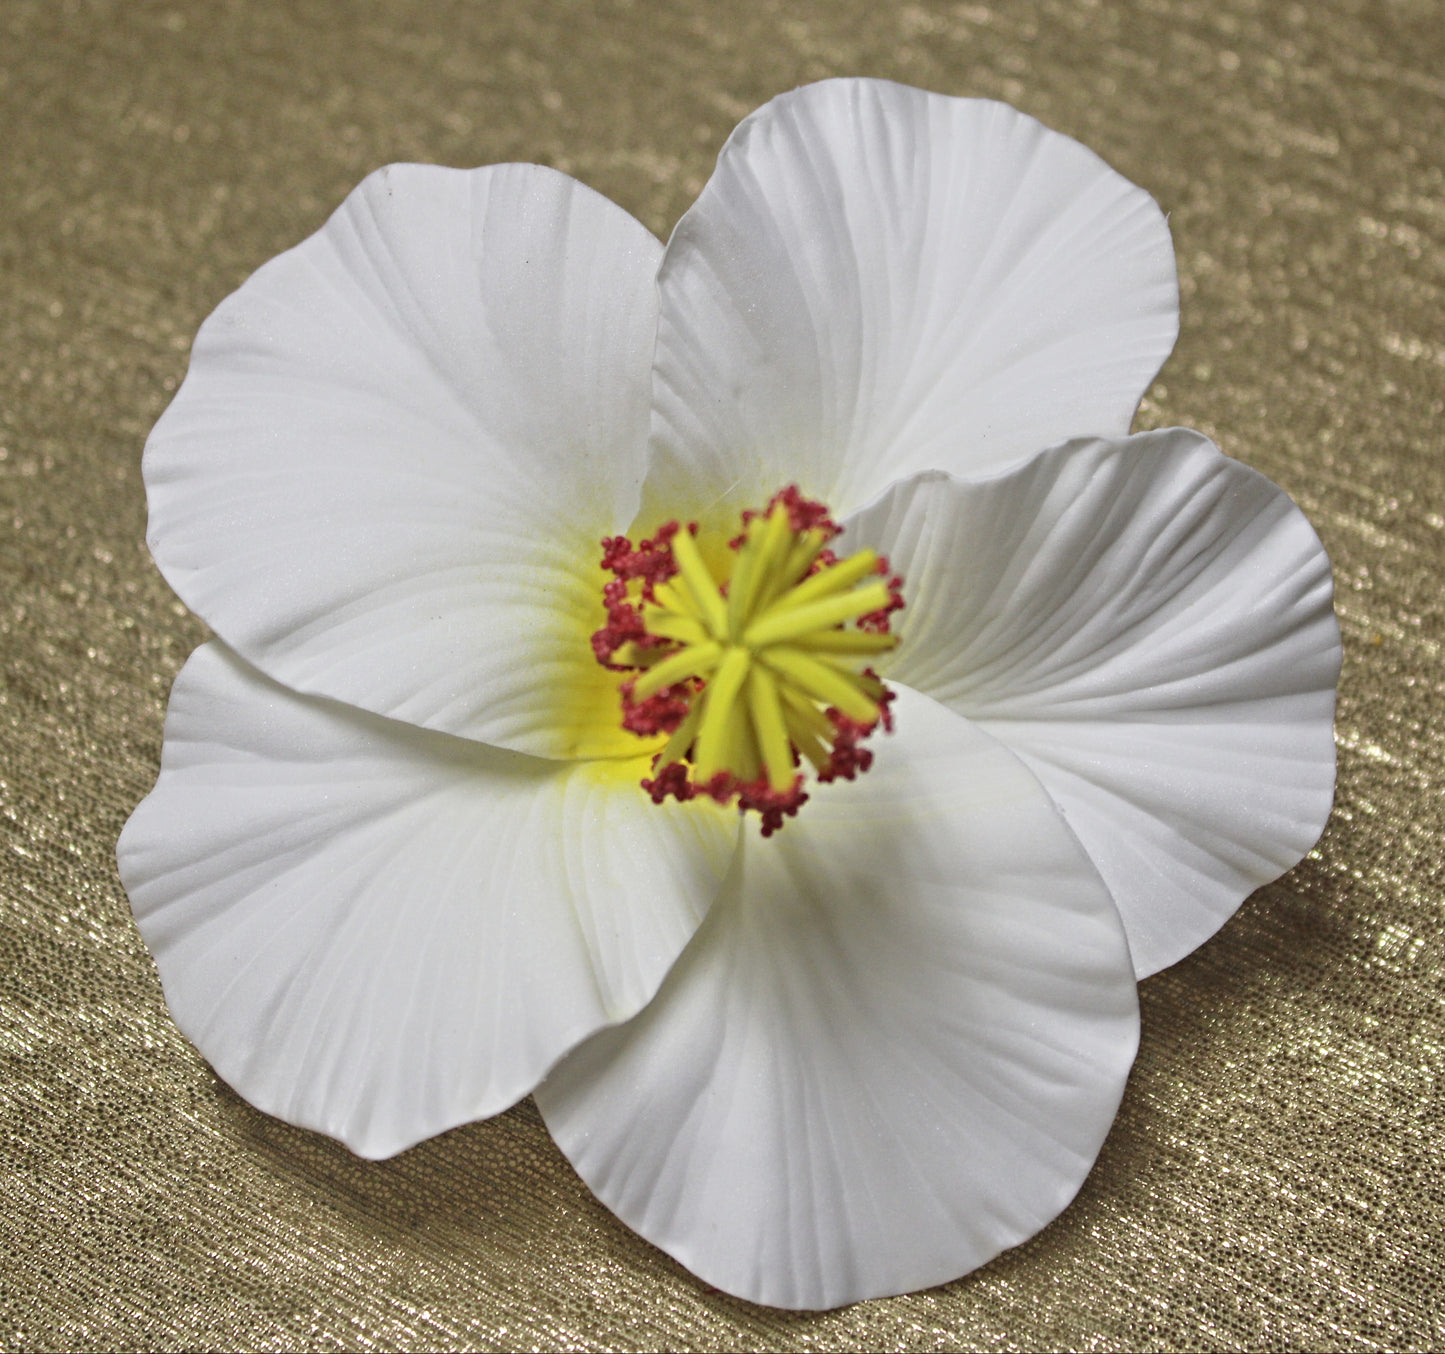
[2,1,1441,1349]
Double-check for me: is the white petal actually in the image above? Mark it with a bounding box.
[843,430,1341,977]
[642,78,1177,529]
[117,642,736,1159]
[537,684,1138,1310]
[145,163,662,758]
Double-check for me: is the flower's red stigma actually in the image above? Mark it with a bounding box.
[593,487,903,832]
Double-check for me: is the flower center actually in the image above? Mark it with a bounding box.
[592,487,902,834]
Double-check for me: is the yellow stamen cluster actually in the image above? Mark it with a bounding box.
[620,501,898,793]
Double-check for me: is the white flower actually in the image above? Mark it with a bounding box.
[118,79,1340,1309]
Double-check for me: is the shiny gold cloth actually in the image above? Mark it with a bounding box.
[2,0,1441,1348]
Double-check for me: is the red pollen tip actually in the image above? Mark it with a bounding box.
[817,682,895,781]
[620,680,691,737]
[592,524,686,665]
[817,711,874,783]
[641,761,696,804]
[769,484,841,538]
[736,778,810,837]
[736,485,842,542]
[875,679,897,733]
[699,771,736,804]
[858,555,905,633]
[662,767,809,837]
[599,522,682,594]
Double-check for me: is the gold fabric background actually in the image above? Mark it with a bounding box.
[2,0,1441,1348]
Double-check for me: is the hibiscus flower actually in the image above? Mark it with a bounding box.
[118,78,1340,1309]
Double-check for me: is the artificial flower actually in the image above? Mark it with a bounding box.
[118,79,1340,1309]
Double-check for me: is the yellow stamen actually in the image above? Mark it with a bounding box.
[779,682,836,741]
[670,528,729,638]
[724,531,761,640]
[644,610,711,646]
[780,686,831,771]
[597,489,903,823]
[631,640,723,701]
[792,629,898,655]
[763,646,881,724]
[692,645,752,781]
[745,506,808,616]
[746,665,796,793]
[655,699,706,771]
[778,530,829,593]
[743,581,892,648]
[769,548,881,612]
